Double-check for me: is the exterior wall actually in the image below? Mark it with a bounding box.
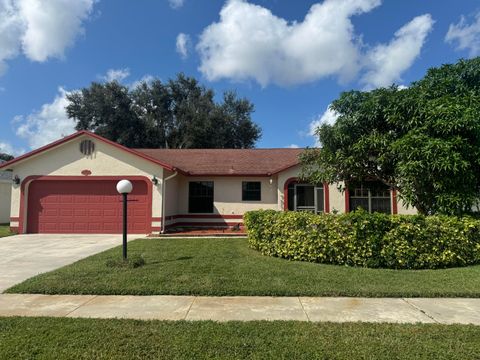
[9,135,164,233]
[0,181,11,223]
[396,198,417,215]
[328,182,346,214]
[176,175,278,215]
[163,170,179,218]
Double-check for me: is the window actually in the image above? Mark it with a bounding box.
[349,182,391,214]
[189,181,214,213]
[242,181,261,201]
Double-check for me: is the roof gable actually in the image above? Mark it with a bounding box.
[0,131,175,171]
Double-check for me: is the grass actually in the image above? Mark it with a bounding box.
[0,317,479,359]
[7,237,480,297]
[0,224,12,238]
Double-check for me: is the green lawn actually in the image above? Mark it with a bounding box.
[0,224,12,238]
[0,317,478,359]
[7,237,480,297]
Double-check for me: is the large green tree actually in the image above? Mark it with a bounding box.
[0,153,14,162]
[66,74,261,149]
[301,58,480,215]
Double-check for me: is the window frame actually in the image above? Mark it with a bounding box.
[242,181,262,201]
[188,181,214,214]
[349,182,392,214]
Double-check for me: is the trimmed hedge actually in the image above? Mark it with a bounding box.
[244,210,480,269]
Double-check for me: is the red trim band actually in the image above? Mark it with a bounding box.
[324,182,330,213]
[392,189,398,214]
[344,188,350,213]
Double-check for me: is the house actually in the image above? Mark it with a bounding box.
[0,166,12,224]
[0,131,415,234]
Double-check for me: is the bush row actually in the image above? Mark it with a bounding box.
[243,210,480,269]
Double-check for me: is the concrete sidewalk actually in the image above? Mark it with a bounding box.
[0,294,479,324]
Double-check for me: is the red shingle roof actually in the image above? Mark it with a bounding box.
[135,148,303,176]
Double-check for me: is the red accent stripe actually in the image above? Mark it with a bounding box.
[345,188,350,213]
[283,177,298,211]
[151,227,161,232]
[167,222,243,228]
[324,182,330,213]
[392,189,398,214]
[9,217,19,221]
[170,214,243,219]
[151,217,162,221]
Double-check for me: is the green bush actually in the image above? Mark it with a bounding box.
[244,210,480,269]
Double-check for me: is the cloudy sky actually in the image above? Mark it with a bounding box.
[0,0,479,154]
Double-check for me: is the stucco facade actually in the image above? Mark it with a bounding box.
[0,179,11,224]
[1,131,416,234]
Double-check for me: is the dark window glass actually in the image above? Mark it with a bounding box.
[296,185,315,208]
[189,181,214,213]
[316,187,324,213]
[242,181,261,201]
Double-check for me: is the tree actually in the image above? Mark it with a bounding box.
[67,74,261,149]
[0,153,14,162]
[301,57,480,215]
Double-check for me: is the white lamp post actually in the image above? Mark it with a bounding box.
[116,180,133,260]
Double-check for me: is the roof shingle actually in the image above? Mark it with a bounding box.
[135,148,303,176]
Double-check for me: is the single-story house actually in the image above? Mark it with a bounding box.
[0,131,415,234]
[0,167,12,224]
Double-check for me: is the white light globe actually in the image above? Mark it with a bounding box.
[116,179,133,194]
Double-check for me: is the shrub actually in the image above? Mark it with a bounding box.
[244,210,480,269]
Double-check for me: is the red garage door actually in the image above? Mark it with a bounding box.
[27,179,150,234]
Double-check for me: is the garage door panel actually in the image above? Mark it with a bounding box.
[27,179,150,234]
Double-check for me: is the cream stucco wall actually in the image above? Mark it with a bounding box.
[175,175,279,215]
[7,133,418,233]
[0,180,11,223]
[9,135,164,232]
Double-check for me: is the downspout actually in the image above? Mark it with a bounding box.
[161,170,178,233]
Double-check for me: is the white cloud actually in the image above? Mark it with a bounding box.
[286,144,299,148]
[0,0,23,75]
[445,12,480,57]
[0,0,96,74]
[308,105,339,145]
[176,33,190,59]
[197,0,381,87]
[197,0,433,89]
[15,87,76,149]
[361,14,434,89]
[0,141,24,156]
[102,68,130,82]
[129,74,155,89]
[168,0,184,9]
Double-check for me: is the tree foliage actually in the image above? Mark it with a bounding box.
[301,58,480,215]
[0,153,14,162]
[66,74,261,149]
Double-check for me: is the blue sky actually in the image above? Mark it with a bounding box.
[0,0,479,154]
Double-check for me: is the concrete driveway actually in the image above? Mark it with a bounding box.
[0,234,143,292]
